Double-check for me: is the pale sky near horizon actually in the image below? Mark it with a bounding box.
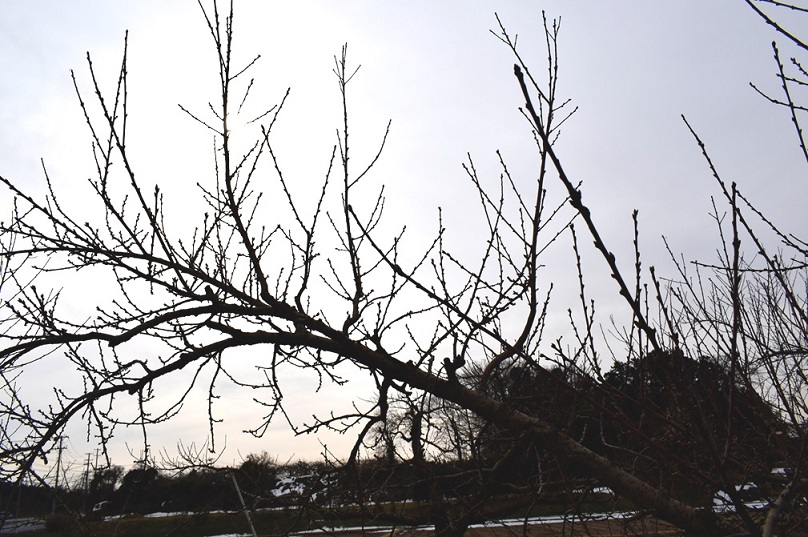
[1,2,807,480]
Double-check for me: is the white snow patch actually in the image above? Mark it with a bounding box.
[144,511,193,518]
[272,476,308,497]
[295,511,641,535]
[712,487,769,513]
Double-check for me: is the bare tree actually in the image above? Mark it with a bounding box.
[1,1,807,535]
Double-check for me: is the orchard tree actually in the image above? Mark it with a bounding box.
[1,1,807,536]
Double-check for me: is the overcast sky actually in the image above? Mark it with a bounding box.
[2,2,806,477]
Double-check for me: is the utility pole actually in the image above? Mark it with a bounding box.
[83,454,92,492]
[52,436,66,514]
[81,453,92,512]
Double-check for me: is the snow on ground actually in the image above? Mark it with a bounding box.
[294,511,642,535]
[272,476,308,497]
[0,518,46,534]
[712,483,770,512]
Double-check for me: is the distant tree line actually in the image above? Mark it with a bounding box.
[82,455,329,516]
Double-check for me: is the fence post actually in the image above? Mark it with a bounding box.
[230,471,258,537]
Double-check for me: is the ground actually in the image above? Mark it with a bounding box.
[298,517,684,537]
